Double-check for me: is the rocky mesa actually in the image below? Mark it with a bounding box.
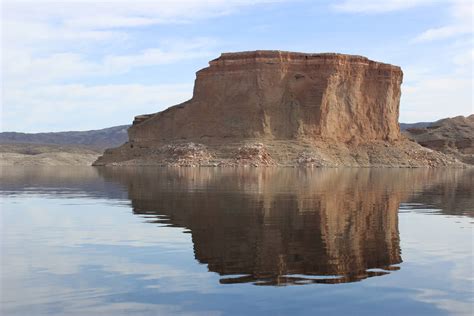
[94,50,462,167]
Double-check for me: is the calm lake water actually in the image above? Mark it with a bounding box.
[1,167,473,316]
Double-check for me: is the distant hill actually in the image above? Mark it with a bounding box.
[399,122,433,130]
[403,115,474,164]
[0,125,130,149]
[0,143,101,166]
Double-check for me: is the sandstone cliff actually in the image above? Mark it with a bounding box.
[94,51,462,167]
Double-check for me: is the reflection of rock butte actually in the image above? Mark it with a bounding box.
[94,51,461,167]
[100,168,410,285]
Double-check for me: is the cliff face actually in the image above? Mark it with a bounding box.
[129,51,402,143]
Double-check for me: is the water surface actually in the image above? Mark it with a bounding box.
[1,167,473,315]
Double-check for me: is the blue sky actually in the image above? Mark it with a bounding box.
[1,0,473,132]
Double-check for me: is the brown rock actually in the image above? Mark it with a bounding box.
[94,50,463,167]
[129,51,402,143]
[404,115,474,164]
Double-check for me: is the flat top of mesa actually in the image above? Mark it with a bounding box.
[210,50,401,69]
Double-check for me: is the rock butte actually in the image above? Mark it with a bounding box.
[94,51,462,167]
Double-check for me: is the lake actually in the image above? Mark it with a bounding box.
[1,167,473,315]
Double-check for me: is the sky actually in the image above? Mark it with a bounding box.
[1,0,473,132]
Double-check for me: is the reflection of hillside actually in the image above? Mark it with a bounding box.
[0,167,119,199]
[99,168,412,285]
[406,169,474,217]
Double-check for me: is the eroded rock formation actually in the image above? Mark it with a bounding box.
[404,115,474,164]
[94,51,462,167]
[130,51,402,142]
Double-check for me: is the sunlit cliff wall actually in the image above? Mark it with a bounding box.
[129,51,403,143]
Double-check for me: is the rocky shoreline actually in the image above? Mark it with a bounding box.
[94,139,465,168]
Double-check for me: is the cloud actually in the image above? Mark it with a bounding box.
[332,0,436,13]
[3,0,283,31]
[1,35,214,132]
[2,0,285,132]
[2,83,194,132]
[332,1,472,41]
[415,25,471,42]
[3,38,217,85]
[102,38,217,74]
[414,0,472,42]
[3,1,275,51]
[400,35,473,122]
[401,75,472,122]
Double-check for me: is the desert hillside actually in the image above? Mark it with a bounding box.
[0,125,129,149]
[403,115,474,164]
[0,143,101,166]
[0,125,128,166]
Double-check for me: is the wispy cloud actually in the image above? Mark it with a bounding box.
[401,75,472,122]
[414,0,472,42]
[2,83,194,132]
[3,0,283,131]
[400,36,473,122]
[332,0,435,13]
[4,38,217,85]
[3,0,284,32]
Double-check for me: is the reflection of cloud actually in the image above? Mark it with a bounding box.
[414,0,473,42]
[3,198,191,249]
[415,289,473,316]
[64,302,216,316]
[398,212,473,315]
[1,196,222,315]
